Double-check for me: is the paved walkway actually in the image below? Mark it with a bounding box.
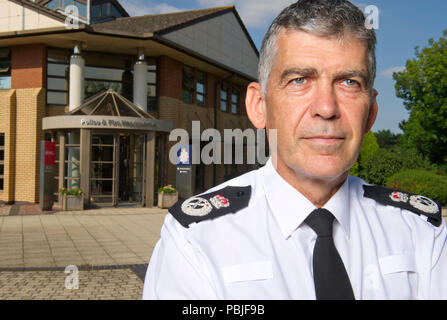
[0,202,445,300]
[0,205,168,299]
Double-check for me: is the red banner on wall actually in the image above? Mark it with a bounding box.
[44,141,56,165]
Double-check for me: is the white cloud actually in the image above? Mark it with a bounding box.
[196,0,296,28]
[121,0,186,17]
[381,66,406,79]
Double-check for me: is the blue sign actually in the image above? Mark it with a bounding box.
[177,145,192,166]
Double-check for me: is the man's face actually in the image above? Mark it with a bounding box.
[262,29,377,181]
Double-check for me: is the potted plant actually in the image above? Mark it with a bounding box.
[60,187,84,211]
[158,185,178,209]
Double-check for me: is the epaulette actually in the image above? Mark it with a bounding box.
[363,185,442,227]
[169,186,252,228]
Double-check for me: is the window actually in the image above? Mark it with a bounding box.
[220,84,240,114]
[45,0,88,19]
[182,66,206,106]
[47,49,69,105]
[91,1,125,23]
[65,131,80,189]
[0,48,11,90]
[147,64,157,112]
[196,71,205,107]
[220,85,228,112]
[0,133,4,191]
[231,90,239,114]
[182,66,194,104]
[85,65,125,98]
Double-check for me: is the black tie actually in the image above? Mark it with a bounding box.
[305,208,355,300]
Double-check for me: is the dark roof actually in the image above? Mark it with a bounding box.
[69,89,155,119]
[91,6,234,36]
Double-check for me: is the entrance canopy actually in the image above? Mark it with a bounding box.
[43,89,173,132]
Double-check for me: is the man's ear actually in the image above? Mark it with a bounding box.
[245,82,267,129]
[365,89,378,134]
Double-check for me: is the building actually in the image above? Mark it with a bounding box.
[0,0,259,208]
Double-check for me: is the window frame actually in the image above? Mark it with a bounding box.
[47,49,70,106]
[0,133,5,191]
[182,65,207,107]
[231,89,239,115]
[0,48,11,90]
[220,84,242,115]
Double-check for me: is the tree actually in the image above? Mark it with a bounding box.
[393,30,447,164]
[361,146,434,186]
[374,130,401,149]
[349,131,379,177]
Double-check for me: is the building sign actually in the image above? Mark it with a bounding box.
[177,145,192,167]
[44,141,56,165]
[43,115,173,133]
[80,118,157,130]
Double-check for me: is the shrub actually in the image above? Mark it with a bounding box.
[386,169,447,206]
[60,187,83,196]
[361,147,434,186]
[158,185,177,194]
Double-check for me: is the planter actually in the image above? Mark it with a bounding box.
[62,194,84,211]
[158,192,178,209]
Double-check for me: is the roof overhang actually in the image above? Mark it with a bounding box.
[0,25,256,83]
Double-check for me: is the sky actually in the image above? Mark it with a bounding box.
[119,0,447,133]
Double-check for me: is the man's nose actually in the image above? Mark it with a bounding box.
[309,85,340,120]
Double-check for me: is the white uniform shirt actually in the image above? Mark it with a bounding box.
[142,159,447,300]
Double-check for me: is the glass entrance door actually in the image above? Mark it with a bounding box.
[89,132,144,207]
[90,134,116,206]
[118,133,144,205]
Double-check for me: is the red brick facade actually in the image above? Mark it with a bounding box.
[11,44,46,89]
[158,55,182,100]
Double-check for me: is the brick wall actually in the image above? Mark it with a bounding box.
[158,55,182,100]
[14,88,46,203]
[0,89,16,203]
[11,44,46,89]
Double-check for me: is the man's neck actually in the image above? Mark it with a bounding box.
[272,159,348,208]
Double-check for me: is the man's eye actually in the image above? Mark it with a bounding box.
[343,79,359,87]
[292,77,307,85]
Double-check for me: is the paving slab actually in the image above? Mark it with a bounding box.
[0,206,167,299]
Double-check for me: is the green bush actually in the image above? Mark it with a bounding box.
[361,147,434,186]
[386,169,447,206]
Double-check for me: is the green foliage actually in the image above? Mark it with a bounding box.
[360,131,380,164]
[393,30,447,164]
[349,161,359,176]
[350,131,379,177]
[158,185,177,194]
[59,187,83,196]
[361,147,434,186]
[374,130,401,149]
[386,169,447,206]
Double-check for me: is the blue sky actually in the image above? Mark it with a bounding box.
[120,0,447,133]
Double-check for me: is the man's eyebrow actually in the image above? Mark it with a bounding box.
[279,67,318,84]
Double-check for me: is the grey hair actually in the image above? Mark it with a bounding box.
[258,0,377,95]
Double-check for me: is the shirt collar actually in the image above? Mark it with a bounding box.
[259,159,351,239]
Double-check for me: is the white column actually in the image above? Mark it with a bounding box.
[133,48,148,112]
[69,43,85,111]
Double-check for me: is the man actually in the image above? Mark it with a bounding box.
[143,0,447,299]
